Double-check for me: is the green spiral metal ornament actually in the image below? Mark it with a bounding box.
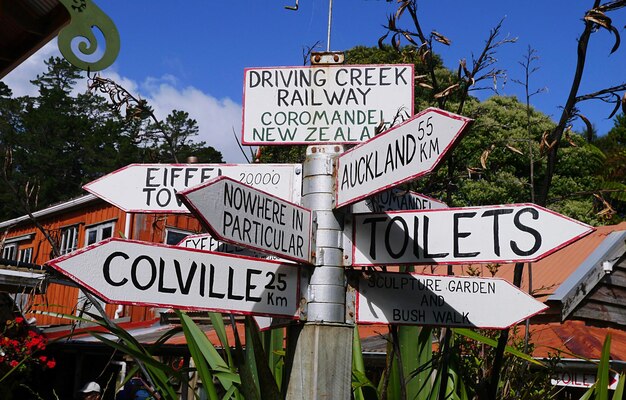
[57,0,120,72]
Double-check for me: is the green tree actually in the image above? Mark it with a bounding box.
[0,57,224,219]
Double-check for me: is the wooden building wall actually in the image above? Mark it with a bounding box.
[2,197,206,326]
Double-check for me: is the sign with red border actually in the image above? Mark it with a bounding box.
[351,203,594,266]
[47,238,301,319]
[356,271,547,329]
[336,108,472,208]
[242,64,414,145]
[178,176,312,264]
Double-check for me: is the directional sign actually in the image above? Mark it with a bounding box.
[83,163,302,213]
[352,203,594,266]
[242,64,414,145]
[336,108,472,208]
[352,188,448,213]
[47,238,301,319]
[356,271,548,329]
[177,233,286,262]
[178,176,312,264]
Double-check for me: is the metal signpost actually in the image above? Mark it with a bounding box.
[47,238,301,318]
[178,176,312,264]
[336,107,472,208]
[356,271,547,329]
[242,64,414,145]
[351,203,594,266]
[83,163,302,213]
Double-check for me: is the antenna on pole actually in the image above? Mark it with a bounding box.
[326,0,333,51]
[284,0,298,11]
[284,0,334,52]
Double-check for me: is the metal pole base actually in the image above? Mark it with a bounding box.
[285,322,353,400]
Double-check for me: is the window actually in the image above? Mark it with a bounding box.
[59,225,79,255]
[164,228,192,245]
[2,243,17,260]
[18,247,33,263]
[85,221,115,246]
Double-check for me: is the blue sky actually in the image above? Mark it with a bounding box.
[4,1,626,163]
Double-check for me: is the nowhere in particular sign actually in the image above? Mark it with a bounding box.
[179,177,312,264]
[242,64,414,144]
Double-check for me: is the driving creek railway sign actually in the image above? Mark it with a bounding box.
[242,64,414,145]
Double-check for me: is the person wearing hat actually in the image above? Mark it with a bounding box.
[79,381,102,400]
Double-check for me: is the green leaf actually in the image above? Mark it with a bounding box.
[454,328,544,366]
[613,373,625,399]
[595,334,611,400]
[176,311,241,388]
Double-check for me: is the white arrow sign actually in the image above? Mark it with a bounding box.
[357,271,547,329]
[242,64,414,145]
[352,203,594,266]
[336,108,472,208]
[47,238,301,319]
[83,163,302,213]
[352,188,448,213]
[178,176,312,264]
[177,233,286,261]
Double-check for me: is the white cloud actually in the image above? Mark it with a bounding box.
[3,42,248,163]
[2,41,61,97]
[133,78,246,163]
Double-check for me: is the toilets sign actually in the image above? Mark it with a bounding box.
[242,64,414,144]
[352,204,594,266]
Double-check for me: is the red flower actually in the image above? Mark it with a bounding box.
[39,356,47,363]
[14,317,24,324]
[9,360,18,368]
[46,360,56,369]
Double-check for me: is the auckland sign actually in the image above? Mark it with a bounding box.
[336,108,472,208]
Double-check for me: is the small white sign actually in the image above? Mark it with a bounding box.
[178,176,312,264]
[336,108,472,208]
[352,204,593,266]
[83,163,302,213]
[242,64,414,145]
[551,370,620,390]
[177,233,285,261]
[352,189,448,213]
[357,271,547,329]
[47,238,301,319]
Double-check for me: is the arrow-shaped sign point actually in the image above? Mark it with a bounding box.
[336,107,472,208]
[357,271,548,329]
[47,238,301,319]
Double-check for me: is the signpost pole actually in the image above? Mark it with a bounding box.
[285,145,353,400]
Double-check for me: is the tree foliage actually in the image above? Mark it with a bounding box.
[0,57,222,219]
